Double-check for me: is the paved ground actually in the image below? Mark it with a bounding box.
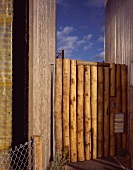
[65,157,126,170]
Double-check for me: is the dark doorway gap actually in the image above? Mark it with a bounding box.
[12,0,29,148]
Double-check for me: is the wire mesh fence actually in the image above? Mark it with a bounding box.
[0,140,35,170]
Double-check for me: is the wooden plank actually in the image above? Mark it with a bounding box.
[54,59,62,156]
[110,110,115,156]
[63,59,70,155]
[84,66,91,160]
[77,65,85,161]
[110,63,116,96]
[121,64,127,151]
[110,64,116,157]
[33,136,42,170]
[104,67,110,157]
[105,0,111,63]
[115,64,122,153]
[91,66,97,159]
[97,67,104,158]
[36,136,43,170]
[77,60,110,67]
[70,60,77,162]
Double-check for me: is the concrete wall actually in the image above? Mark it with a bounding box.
[105,0,133,166]
[29,0,56,169]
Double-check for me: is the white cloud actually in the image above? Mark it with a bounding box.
[57,26,78,56]
[77,34,92,46]
[84,43,93,51]
[85,0,104,8]
[98,35,104,42]
[57,26,74,38]
[57,26,93,56]
[58,36,78,50]
[95,51,105,60]
[84,34,93,41]
[77,39,86,46]
[97,48,103,51]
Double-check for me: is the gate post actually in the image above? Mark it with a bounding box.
[32,136,42,170]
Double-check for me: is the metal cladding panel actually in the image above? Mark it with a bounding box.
[104,0,108,6]
[105,0,133,165]
[0,0,13,159]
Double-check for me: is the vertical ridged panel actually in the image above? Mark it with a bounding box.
[29,0,56,168]
[105,0,132,163]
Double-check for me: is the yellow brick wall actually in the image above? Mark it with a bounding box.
[0,0,13,158]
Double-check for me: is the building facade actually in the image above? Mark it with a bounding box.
[105,0,133,166]
[0,0,13,160]
[29,0,56,168]
[0,0,56,169]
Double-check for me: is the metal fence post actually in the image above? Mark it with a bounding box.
[50,63,56,160]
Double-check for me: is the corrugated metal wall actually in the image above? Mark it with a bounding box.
[29,0,56,169]
[105,0,133,166]
[0,0,12,158]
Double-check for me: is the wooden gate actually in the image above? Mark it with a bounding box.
[54,58,127,162]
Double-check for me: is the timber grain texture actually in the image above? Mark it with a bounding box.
[91,66,97,159]
[63,59,70,155]
[55,59,62,156]
[54,58,127,164]
[77,65,85,161]
[98,67,104,158]
[84,66,91,160]
[70,60,77,162]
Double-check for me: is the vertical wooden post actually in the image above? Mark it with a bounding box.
[116,64,122,153]
[121,64,127,151]
[84,66,91,160]
[98,67,104,158]
[110,63,116,97]
[33,136,42,170]
[70,60,77,162]
[91,66,97,159]
[104,67,110,157]
[54,59,63,156]
[63,59,70,155]
[62,50,64,59]
[110,63,116,157]
[77,65,85,161]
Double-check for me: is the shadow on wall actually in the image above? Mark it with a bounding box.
[12,0,29,148]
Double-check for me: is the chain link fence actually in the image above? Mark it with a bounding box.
[0,140,35,170]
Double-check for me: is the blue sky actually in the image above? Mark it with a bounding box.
[56,0,105,62]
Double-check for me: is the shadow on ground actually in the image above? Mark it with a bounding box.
[65,157,127,170]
